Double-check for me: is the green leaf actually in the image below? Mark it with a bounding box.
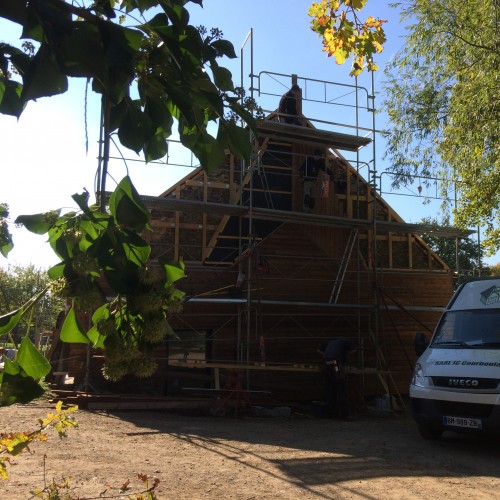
[122,233,151,267]
[102,24,140,104]
[141,12,170,31]
[144,129,169,162]
[169,287,185,302]
[211,40,237,59]
[91,303,110,323]
[0,287,48,336]
[7,46,32,76]
[47,262,66,279]
[0,78,25,117]
[51,234,76,262]
[78,216,109,252]
[3,358,21,376]
[180,129,225,173]
[87,304,109,349]
[228,101,257,137]
[350,0,368,10]
[60,306,90,344]
[162,1,189,26]
[15,210,60,235]
[71,190,100,220]
[21,44,68,102]
[210,63,234,92]
[222,122,252,160]
[0,221,14,258]
[108,176,151,232]
[144,95,173,131]
[109,98,128,132]
[159,258,186,284]
[0,372,45,406]
[120,26,145,51]
[0,308,23,336]
[117,102,154,153]
[86,326,106,349]
[58,23,107,80]
[16,337,51,379]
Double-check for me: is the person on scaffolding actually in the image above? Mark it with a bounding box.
[318,338,357,420]
[278,84,302,125]
[300,148,327,212]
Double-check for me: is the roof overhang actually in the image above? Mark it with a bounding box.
[140,196,473,238]
[256,120,372,152]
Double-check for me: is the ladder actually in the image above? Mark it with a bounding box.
[367,326,407,411]
[256,153,274,209]
[329,228,358,304]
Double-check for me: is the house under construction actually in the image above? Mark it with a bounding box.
[50,70,467,411]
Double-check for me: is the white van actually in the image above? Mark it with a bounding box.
[410,277,500,439]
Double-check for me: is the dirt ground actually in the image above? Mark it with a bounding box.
[1,398,500,500]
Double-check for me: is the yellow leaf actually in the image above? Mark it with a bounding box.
[0,457,10,479]
[334,47,349,64]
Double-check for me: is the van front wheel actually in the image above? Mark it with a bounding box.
[418,424,442,440]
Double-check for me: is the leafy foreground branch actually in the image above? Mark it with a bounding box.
[1,401,159,499]
[0,176,186,406]
[0,0,256,172]
[0,401,78,480]
[308,0,387,76]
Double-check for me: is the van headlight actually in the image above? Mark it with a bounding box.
[411,362,426,387]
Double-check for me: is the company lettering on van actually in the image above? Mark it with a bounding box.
[461,361,500,367]
[433,360,500,367]
[448,379,479,387]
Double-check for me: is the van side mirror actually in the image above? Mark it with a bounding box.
[415,331,429,356]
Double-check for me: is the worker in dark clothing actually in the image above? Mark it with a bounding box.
[278,84,302,125]
[300,149,327,211]
[318,338,357,420]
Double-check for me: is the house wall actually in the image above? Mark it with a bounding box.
[163,222,453,402]
[51,122,455,407]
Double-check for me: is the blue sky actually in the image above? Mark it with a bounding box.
[0,0,494,268]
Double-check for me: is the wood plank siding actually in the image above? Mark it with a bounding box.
[55,109,455,406]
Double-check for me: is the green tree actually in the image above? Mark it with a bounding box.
[0,264,64,344]
[383,1,500,252]
[0,204,13,258]
[420,217,486,274]
[489,263,500,277]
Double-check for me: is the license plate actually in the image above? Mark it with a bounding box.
[443,416,482,429]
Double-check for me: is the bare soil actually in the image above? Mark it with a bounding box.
[1,398,499,499]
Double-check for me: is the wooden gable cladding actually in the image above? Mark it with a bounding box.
[147,120,450,273]
[53,112,460,405]
[138,116,456,403]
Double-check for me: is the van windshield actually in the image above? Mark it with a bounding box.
[431,309,500,348]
